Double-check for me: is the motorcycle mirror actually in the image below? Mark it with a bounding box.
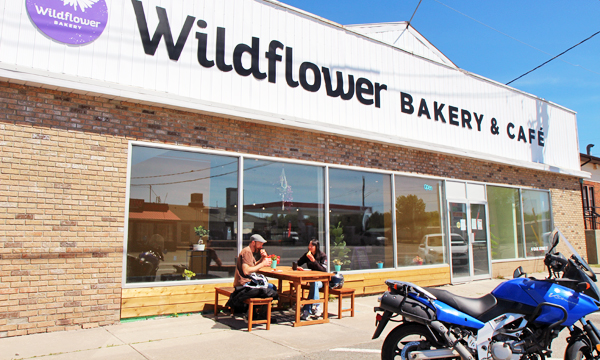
[549,229,560,253]
[513,266,527,279]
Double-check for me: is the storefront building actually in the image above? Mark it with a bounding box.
[580,151,600,262]
[0,0,588,336]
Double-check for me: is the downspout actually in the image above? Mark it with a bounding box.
[581,144,595,167]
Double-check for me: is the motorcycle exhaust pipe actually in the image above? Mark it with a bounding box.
[430,321,474,360]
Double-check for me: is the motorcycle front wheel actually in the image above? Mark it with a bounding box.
[565,340,593,360]
[381,323,454,360]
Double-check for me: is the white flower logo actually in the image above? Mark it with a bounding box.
[62,0,100,12]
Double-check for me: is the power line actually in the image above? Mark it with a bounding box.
[393,0,423,44]
[406,0,423,29]
[432,0,600,77]
[506,30,600,85]
[131,162,272,187]
[131,160,237,179]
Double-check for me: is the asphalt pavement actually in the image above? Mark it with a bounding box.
[0,273,594,360]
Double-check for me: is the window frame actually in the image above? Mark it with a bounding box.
[122,141,554,288]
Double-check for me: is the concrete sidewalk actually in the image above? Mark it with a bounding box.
[0,275,561,360]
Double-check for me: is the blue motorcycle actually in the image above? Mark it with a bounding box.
[373,229,600,360]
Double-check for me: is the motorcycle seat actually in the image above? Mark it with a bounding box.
[424,287,497,319]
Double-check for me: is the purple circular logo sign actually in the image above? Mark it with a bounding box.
[26,0,108,45]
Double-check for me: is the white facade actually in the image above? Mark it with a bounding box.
[0,0,584,176]
[582,163,600,183]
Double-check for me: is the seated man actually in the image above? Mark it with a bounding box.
[233,234,272,287]
[229,234,277,320]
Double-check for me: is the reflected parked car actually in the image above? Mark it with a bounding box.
[288,231,300,243]
[360,230,387,246]
[417,233,468,265]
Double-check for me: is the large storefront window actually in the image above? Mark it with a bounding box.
[488,186,524,260]
[522,190,552,257]
[395,177,444,266]
[329,169,393,270]
[126,146,238,283]
[243,159,325,267]
[124,145,556,285]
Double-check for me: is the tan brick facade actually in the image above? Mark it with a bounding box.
[0,81,585,336]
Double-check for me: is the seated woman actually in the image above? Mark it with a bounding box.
[296,239,327,320]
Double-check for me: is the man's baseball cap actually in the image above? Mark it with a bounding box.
[250,234,267,243]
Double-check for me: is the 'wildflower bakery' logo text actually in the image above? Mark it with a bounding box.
[26,0,108,45]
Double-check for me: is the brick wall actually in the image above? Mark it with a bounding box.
[583,180,600,229]
[0,81,585,336]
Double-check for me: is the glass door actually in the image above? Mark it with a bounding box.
[448,202,491,282]
[470,203,490,277]
[448,202,470,279]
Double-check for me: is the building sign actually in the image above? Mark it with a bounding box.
[1,0,582,175]
[26,0,108,45]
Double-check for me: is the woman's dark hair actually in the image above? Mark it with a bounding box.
[310,238,324,258]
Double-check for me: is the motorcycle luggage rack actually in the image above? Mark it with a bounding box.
[385,280,437,300]
[384,280,437,322]
[529,302,568,329]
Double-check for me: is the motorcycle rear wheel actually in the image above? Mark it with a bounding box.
[381,323,455,360]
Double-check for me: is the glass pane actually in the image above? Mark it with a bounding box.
[126,146,239,283]
[488,186,524,259]
[470,203,489,276]
[522,190,552,257]
[329,169,393,270]
[395,177,444,266]
[243,160,325,267]
[449,202,470,278]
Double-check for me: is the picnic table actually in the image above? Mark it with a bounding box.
[258,266,333,327]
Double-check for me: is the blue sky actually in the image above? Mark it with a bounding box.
[278,0,600,156]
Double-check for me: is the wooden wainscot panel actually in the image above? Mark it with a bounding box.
[122,295,171,308]
[344,265,450,295]
[120,266,451,319]
[121,280,233,318]
[121,304,180,318]
[364,284,388,294]
[175,302,205,314]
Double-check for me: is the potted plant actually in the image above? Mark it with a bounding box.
[193,225,209,251]
[183,269,195,280]
[376,261,384,269]
[330,222,351,270]
[332,258,343,272]
[270,254,280,269]
[412,255,423,266]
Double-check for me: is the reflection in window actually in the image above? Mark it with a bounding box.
[126,146,238,283]
[395,177,443,266]
[488,186,524,260]
[329,169,393,270]
[522,190,552,257]
[243,160,324,268]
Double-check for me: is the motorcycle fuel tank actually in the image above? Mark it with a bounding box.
[492,278,599,327]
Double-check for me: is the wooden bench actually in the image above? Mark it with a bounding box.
[301,284,355,319]
[214,286,272,332]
